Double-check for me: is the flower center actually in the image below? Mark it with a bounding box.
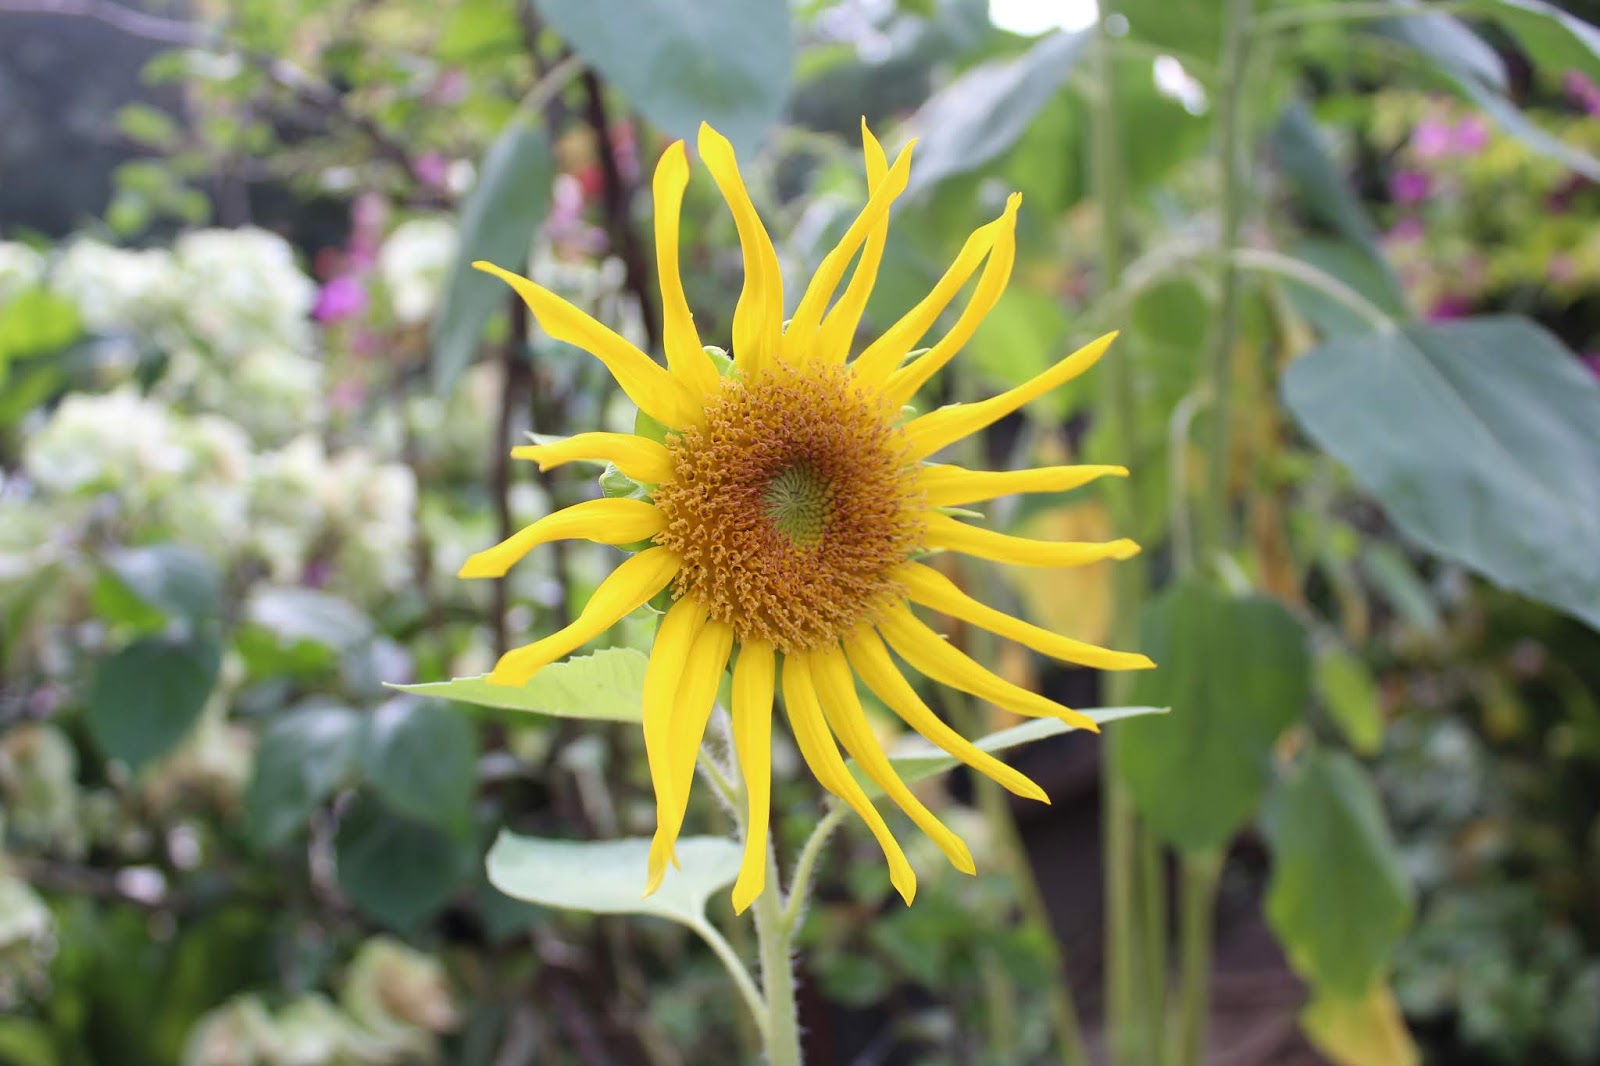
[653,359,925,652]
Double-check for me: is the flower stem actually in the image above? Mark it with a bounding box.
[752,847,804,1066]
[1170,852,1222,1066]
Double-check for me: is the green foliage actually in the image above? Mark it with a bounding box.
[1115,581,1311,854]
[487,834,740,926]
[245,702,365,847]
[335,794,469,929]
[1266,750,1414,998]
[391,647,650,722]
[358,699,478,832]
[85,634,222,769]
[1284,317,1600,632]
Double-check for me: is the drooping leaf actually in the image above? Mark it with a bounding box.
[1265,750,1414,997]
[245,702,365,848]
[486,832,740,927]
[390,647,649,723]
[1271,102,1386,257]
[1476,0,1600,83]
[86,634,222,769]
[1372,11,1508,90]
[1315,646,1384,755]
[431,122,553,392]
[532,0,793,155]
[1283,316,1600,632]
[903,30,1088,197]
[1453,76,1600,181]
[335,794,466,929]
[874,706,1167,791]
[358,699,478,832]
[1113,581,1311,854]
[1300,982,1421,1066]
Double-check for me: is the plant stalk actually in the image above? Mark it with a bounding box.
[1171,853,1222,1066]
[752,849,804,1066]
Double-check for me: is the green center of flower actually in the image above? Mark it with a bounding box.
[763,462,831,547]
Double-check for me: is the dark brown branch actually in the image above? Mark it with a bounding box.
[579,71,661,352]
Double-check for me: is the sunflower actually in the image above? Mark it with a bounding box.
[460,121,1152,913]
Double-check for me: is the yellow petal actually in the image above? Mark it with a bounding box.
[877,601,1100,731]
[781,651,917,905]
[647,618,735,894]
[698,124,783,376]
[851,198,1016,386]
[882,194,1021,407]
[651,141,722,398]
[905,331,1119,459]
[473,261,702,428]
[641,596,708,868]
[816,121,893,365]
[457,498,664,579]
[895,561,1154,672]
[729,639,776,914]
[920,463,1129,507]
[510,432,673,483]
[811,647,974,875]
[781,139,915,363]
[925,513,1141,569]
[486,547,681,685]
[842,627,1049,803]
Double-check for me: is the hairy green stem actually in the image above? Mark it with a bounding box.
[752,849,804,1066]
[780,804,847,936]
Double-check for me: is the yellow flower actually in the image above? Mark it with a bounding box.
[460,121,1151,913]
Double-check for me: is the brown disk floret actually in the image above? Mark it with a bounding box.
[653,359,926,651]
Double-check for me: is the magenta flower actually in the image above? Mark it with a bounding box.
[1426,295,1472,322]
[1390,169,1431,205]
[1564,71,1600,116]
[1582,353,1600,381]
[1412,119,1454,160]
[1454,116,1489,153]
[413,152,450,189]
[314,275,368,323]
[1386,217,1425,243]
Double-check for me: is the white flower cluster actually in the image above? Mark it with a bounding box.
[377,217,457,325]
[172,228,317,357]
[0,240,44,303]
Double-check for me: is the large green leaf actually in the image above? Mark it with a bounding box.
[1265,750,1413,997]
[1113,581,1311,854]
[874,706,1167,791]
[98,544,222,625]
[0,289,81,381]
[1476,0,1600,82]
[1315,647,1384,756]
[391,647,649,723]
[358,699,477,832]
[486,833,740,927]
[1282,317,1600,632]
[532,0,792,154]
[86,634,221,769]
[245,702,365,848]
[1271,102,1385,258]
[1372,10,1508,90]
[335,794,466,929]
[244,586,373,652]
[430,122,553,392]
[903,30,1088,198]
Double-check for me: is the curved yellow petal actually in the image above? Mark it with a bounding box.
[647,618,735,894]
[473,261,702,428]
[816,121,893,365]
[698,124,783,376]
[781,139,915,364]
[919,463,1129,507]
[877,600,1099,731]
[782,651,917,905]
[512,432,674,484]
[811,647,974,875]
[729,639,776,914]
[641,596,708,870]
[651,141,722,398]
[842,626,1048,803]
[905,331,1119,460]
[882,194,1021,407]
[925,513,1141,569]
[895,561,1154,672]
[851,198,1015,387]
[457,498,664,579]
[486,547,681,685]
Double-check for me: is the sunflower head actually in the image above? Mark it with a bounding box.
[459,120,1151,913]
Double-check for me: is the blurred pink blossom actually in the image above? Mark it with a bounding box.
[1412,119,1454,160]
[329,378,366,413]
[1564,71,1600,116]
[1582,353,1600,380]
[314,275,368,322]
[413,152,450,189]
[1454,116,1489,152]
[1427,295,1472,321]
[1390,169,1431,204]
[428,69,468,106]
[1386,217,1425,242]
[349,192,389,268]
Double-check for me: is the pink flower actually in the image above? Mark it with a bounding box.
[1427,295,1472,321]
[1582,353,1600,380]
[1386,217,1425,243]
[1565,71,1600,116]
[1390,169,1431,204]
[413,152,450,189]
[1454,116,1489,153]
[314,275,367,322]
[1412,119,1454,160]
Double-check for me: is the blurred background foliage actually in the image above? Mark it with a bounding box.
[1,0,1599,1063]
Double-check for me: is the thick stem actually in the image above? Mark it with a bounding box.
[1171,853,1222,1066]
[752,849,804,1066]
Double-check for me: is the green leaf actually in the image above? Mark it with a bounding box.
[99,544,222,624]
[0,1018,59,1066]
[1453,76,1600,182]
[1282,316,1600,632]
[335,794,466,929]
[1476,0,1600,83]
[1265,750,1413,997]
[358,699,477,832]
[1315,647,1384,756]
[1113,581,1311,854]
[873,706,1167,791]
[486,832,740,926]
[244,586,374,652]
[245,703,364,848]
[431,122,553,392]
[86,634,221,769]
[0,289,81,368]
[532,0,793,155]
[1282,239,1408,337]
[1118,0,1222,52]
[1271,101,1385,256]
[903,30,1088,198]
[1372,11,1508,91]
[390,647,648,723]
